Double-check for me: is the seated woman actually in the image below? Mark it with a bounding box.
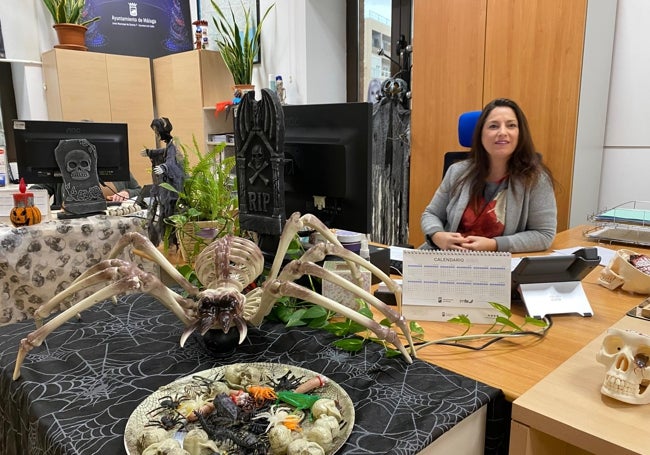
[421,98,557,253]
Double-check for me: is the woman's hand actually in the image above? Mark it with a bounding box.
[431,232,470,250]
[460,236,498,251]
[109,190,130,202]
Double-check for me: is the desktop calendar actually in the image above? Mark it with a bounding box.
[401,249,511,323]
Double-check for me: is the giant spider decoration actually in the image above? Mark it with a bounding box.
[13,212,415,380]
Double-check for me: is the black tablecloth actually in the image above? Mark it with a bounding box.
[0,293,508,454]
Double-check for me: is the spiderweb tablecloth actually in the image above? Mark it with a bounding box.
[0,294,508,454]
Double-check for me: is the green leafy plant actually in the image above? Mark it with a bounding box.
[210,0,275,85]
[271,298,549,357]
[42,0,100,25]
[160,138,239,261]
[269,298,425,358]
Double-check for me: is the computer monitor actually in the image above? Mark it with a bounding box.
[282,102,373,233]
[12,120,130,184]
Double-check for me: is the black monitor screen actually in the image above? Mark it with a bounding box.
[12,120,130,184]
[282,102,373,233]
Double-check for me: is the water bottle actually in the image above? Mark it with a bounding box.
[0,147,6,187]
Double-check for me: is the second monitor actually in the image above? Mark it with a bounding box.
[282,102,373,234]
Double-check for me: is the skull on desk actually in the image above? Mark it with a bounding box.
[596,327,650,404]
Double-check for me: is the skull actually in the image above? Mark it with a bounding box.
[182,428,220,455]
[251,143,264,169]
[596,327,650,404]
[223,364,263,388]
[65,149,92,181]
[598,249,650,294]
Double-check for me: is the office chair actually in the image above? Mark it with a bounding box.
[443,110,481,177]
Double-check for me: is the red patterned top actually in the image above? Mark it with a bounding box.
[458,178,508,238]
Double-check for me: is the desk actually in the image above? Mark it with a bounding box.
[413,225,650,401]
[510,314,650,454]
[0,215,152,325]
[0,295,505,455]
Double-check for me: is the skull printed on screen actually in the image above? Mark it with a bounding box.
[596,327,650,404]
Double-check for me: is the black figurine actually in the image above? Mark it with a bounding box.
[142,117,185,246]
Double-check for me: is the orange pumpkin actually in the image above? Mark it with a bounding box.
[10,178,42,227]
[10,205,42,227]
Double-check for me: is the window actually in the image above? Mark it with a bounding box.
[346,0,412,103]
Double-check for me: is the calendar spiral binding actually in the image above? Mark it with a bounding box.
[404,249,511,256]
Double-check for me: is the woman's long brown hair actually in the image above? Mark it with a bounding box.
[452,98,554,209]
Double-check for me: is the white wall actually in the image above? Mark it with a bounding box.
[600,0,650,211]
[569,0,617,226]
[254,0,346,104]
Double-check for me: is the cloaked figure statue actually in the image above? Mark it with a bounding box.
[142,117,185,246]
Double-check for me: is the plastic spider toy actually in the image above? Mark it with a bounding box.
[13,212,415,380]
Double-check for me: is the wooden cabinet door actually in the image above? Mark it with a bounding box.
[153,50,205,154]
[106,54,155,186]
[483,0,587,235]
[42,49,111,122]
[409,0,487,247]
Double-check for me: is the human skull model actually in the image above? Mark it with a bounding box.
[596,327,650,404]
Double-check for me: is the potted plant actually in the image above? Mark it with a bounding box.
[210,0,275,87]
[162,138,239,264]
[42,0,100,50]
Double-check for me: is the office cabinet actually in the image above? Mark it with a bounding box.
[41,48,155,186]
[409,0,615,246]
[152,49,234,160]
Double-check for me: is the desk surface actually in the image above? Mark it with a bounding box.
[413,225,650,401]
[511,314,650,454]
[0,295,504,455]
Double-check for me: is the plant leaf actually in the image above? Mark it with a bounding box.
[494,316,523,332]
[489,301,512,318]
[524,316,548,327]
[332,337,366,352]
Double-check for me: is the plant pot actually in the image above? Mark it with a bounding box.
[176,220,225,264]
[233,84,255,98]
[53,23,88,51]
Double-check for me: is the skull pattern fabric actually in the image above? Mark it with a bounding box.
[0,215,156,325]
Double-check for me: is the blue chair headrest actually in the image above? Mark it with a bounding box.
[458,110,481,148]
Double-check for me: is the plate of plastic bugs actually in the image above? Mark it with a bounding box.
[124,362,354,455]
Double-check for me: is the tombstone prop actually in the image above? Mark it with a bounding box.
[54,138,107,218]
[234,89,286,245]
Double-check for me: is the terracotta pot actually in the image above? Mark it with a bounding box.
[53,23,88,51]
[232,84,255,97]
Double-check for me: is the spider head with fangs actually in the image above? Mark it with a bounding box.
[13,212,416,380]
[180,288,249,346]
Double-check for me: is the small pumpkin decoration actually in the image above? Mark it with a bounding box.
[10,178,42,227]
